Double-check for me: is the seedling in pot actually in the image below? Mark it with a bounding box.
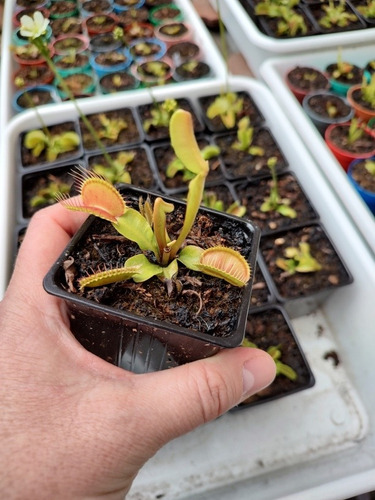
[95,113,128,141]
[318,0,357,29]
[346,118,365,145]
[260,156,297,218]
[166,144,220,182]
[143,98,178,133]
[232,116,265,157]
[202,190,246,218]
[255,3,308,37]
[91,150,135,184]
[29,174,71,209]
[359,74,375,109]
[242,338,297,381]
[23,128,80,162]
[276,242,322,275]
[357,0,375,19]
[59,110,251,292]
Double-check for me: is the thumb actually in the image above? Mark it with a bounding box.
[134,347,276,443]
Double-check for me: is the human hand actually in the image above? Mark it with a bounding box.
[0,203,276,499]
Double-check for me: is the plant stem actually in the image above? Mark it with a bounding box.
[34,39,115,168]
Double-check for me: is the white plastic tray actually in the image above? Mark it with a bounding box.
[212,0,375,77]
[0,0,226,126]
[259,46,375,257]
[2,77,375,499]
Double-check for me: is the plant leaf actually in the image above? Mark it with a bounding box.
[177,245,204,271]
[125,254,163,282]
[114,208,159,256]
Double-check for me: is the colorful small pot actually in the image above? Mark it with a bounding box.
[99,70,140,93]
[347,157,375,214]
[55,71,97,99]
[80,0,114,17]
[285,66,330,104]
[12,84,61,113]
[329,70,371,97]
[49,0,79,19]
[89,32,123,53]
[148,3,184,26]
[90,48,132,79]
[128,37,166,63]
[12,43,53,67]
[83,13,119,36]
[54,53,92,77]
[154,21,192,47]
[325,122,375,170]
[52,34,90,56]
[131,57,174,86]
[12,25,53,46]
[347,84,375,123]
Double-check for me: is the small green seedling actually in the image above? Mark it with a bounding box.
[360,73,375,109]
[202,190,246,217]
[143,99,178,132]
[30,175,71,208]
[23,128,80,162]
[232,116,264,156]
[96,114,128,141]
[260,157,297,218]
[357,0,375,18]
[60,110,251,292]
[206,91,244,129]
[331,50,355,80]
[347,118,364,145]
[242,338,297,380]
[319,0,357,28]
[365,159,375,175]
[276,242,322,274]
[166,144,220,181]
[92,151,135,184]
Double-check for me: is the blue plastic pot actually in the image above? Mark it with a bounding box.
[12,25,53,46]
[90,48,132,79]
[12,85,61,113]
[128,37,166,63]
[54,53,91,77]
[348,157,375,214]
[80,0,114,17]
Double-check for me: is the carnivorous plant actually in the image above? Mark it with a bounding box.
[60,109,251,291]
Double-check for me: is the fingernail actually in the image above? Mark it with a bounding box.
[242,355,276,401]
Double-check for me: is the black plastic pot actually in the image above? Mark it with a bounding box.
[234,305,315,409]
[43,185,261,373]
[259,222,353,318]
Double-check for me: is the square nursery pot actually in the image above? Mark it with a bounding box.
[43,185,261,373]
[234,170,319,235]
[234,305,315,409]
[259,222,353,318]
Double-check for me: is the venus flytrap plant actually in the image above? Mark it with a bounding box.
[143,98,178,133]
[202,190,246,218]
[91,151,134,185]
[30,175,71,208]
[60,109,251,292]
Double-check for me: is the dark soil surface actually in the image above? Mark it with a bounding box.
[260,224,352,301]
[239,307,314,406]
[325,63,364,85]
[198,91,265,132]
[327,124,375,154]
[100,72,137,92]
[60,193,255,338]
[167,41,200,62]
[214,128,288,180]
[14,65,53,88]
[351,159,375,191]
[287,66,330,93]
[152,137,223,192]
[235,172,318,234]
[82,0,112,13]
[116,7,149,25]
[22,168,74,219]
[49,1,78,17]
[305,93,352,119]
[17,88,54,109]
[51,17,83,36]
[175,61,211,81]
[151,6,181,22]
[79,108,142,151]
[87,147,157,190]
[55,53,89,69]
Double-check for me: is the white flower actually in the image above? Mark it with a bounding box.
[20,11,49,40]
